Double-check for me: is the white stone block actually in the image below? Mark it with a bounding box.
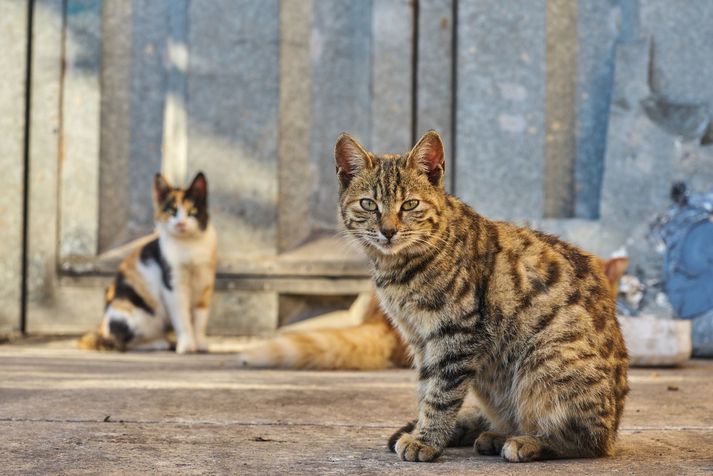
[619,315,691,367]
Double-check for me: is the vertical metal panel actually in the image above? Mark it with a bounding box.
[0,0,28,332]
[371,0,413,153]
[416,0,454,191]
[99,0,173,251]
[455,0,546,220]
[161,0,189,186]
[544,0,577,218]
[309,0,372,232]
[187,0,280,258]
[127,0,171,240]
[27,0,105,333]
[574,0,620,219]
[98,0,132,251]
[59,0,101,257]
[278,0,314,252]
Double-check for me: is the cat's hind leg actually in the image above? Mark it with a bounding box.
[448,413,490,447]
[474,431,508,455]
[501,435,557,462]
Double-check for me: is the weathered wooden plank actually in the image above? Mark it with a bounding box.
[187,0,280,258]
[416,0,454,191]
[278,0,313,252]
[0,0,28,333]
[25,0,67,333]
[371,0,413,153]
[455,0,546,220]
[309,0,372,231]
[59,0,101,257]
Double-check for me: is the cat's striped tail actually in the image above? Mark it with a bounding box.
[237,318,410,370]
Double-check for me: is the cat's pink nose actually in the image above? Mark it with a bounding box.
[176,222,187,231]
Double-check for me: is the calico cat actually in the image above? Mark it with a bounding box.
[79,172,217,354]
[333,130,629,463]
[237,257,627,370]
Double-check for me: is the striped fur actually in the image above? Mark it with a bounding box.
[79,172,217,354]
[335,131,629,463]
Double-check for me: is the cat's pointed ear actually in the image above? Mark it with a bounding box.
[603,257,629,300]
[187,172,208,202]
[407,130,445,187]
[335,133,373,188]
[153,173,172,204]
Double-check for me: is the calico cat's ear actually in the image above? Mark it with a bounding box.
[153,174,172,204]
[407,130,445,187]
[335,133,373,188]
[186,172,208,202]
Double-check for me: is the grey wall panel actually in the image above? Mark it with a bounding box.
[99,0,132,251]
[99,0,177,251]
[278,0,314,252]
[59,0,102,257]
[544,0,577,218]
[455,0,546,221]
[309,0,372,232]
[0,0,28,332]
[641,0,713,117]
[371,0,413,154]
[25,0,65,332]
[416,0,454,191]
[574,0,621,219]
[187,0,280,258]
[127,0,171,240]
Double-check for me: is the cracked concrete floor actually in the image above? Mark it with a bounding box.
[1,338,713,475]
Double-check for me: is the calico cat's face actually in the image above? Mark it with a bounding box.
[335,131,447,255]
[153,172,209,237]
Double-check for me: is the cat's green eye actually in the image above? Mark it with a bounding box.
[188,207,198,216]
[360,198,378,212]
[401,199,419,211]
[164,205,177,215]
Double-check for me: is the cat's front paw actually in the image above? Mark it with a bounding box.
[175,336,197,354]
[394,433,441,463]
[388,420,416,452]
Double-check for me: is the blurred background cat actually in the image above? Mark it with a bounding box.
[79,172,216,353]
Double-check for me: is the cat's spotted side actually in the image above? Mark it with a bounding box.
[81,172,217,354]
[335,131,629,463]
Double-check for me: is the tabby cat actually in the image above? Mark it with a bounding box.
[334,130,629,463]
[237,256,627,370]
[79,172,217,354]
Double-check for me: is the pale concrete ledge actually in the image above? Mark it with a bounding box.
[1,338,712,474]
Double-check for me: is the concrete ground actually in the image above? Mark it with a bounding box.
[2,338,713,475]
